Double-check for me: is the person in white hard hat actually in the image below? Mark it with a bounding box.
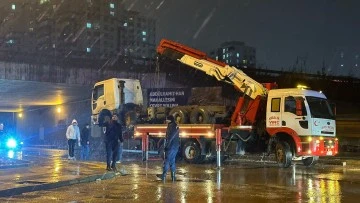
[66,119,81,160]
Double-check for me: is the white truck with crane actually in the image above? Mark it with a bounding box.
[91,39,338,167]
[134,39,338,167]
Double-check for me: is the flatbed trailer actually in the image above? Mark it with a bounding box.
[134,124,229,163]
[134,123,338,166]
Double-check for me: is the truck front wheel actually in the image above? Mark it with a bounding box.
[275,141,292,168]
[302,156,319,167]
[183,141,203,163]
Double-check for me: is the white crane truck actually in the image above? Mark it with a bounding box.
[133,39,338,167]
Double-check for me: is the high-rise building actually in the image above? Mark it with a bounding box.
[209,41,256,68]
[0,0,38,54]
[0,0,156,62]
[118,10,156,60]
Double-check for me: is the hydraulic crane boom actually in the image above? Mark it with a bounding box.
[157,39,268,100]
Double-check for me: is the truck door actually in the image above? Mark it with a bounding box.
[281,96,310,136]
[266,97,282,128]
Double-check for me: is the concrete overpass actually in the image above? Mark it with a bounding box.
[0,60,169,145]
[0,79,91,112]
[0,61,166,112]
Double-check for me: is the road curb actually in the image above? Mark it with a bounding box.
[0,172,117,197]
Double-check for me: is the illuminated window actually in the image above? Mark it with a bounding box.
[142,31,147,36]
[215,56,218,60]
[110,3,115,9]
[222,49,225,54]
[222,54,225,59]
[142,38,146,42]
[110,11,115,16]
[237,53,240,58]
[243,59,247,64]
[123,22,128,27]
[6,39,14,44]
[86,48,91,53]
[11,4,16,10]
[86,22,92,28]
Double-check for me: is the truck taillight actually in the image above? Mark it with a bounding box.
[134,131,141,137]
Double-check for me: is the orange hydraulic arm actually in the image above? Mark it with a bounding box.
[157,39,268,100]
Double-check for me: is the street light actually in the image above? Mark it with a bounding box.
[57,107,62,113]
[18,112,23,118]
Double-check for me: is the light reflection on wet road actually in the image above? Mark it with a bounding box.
[1,148,360,202]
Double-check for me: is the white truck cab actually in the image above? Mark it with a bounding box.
[266,88,337,157]
[91,78,143,125]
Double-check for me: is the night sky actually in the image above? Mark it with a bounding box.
[124,0,360,76]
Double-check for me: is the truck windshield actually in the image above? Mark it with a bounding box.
[306,96,334,119]
[92,84,104,101]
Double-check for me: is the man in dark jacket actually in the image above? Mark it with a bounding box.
[160,115,180,182]
[80,124,90,160]
[104,113,123,171]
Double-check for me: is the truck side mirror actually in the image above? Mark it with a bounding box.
[295,98,303,116]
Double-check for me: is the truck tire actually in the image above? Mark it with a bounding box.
[169,108,188,124]
[302,156,319,167]
[183,141,204,163]
[190,107,211,124]
[275,141,292,168]
[98,109,112,127]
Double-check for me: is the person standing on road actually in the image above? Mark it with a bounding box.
[159,115,180,182]
[66,119,80,160]
[80,123,90,160]
[104,113,123,171]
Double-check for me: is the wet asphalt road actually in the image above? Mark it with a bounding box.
[1,148,360,202]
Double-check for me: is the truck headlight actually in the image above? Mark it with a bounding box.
[6,138,17,149]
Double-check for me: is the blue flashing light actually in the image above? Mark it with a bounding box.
[6,138,17,149]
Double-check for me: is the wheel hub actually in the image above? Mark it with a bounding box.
[185,146,196,159]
